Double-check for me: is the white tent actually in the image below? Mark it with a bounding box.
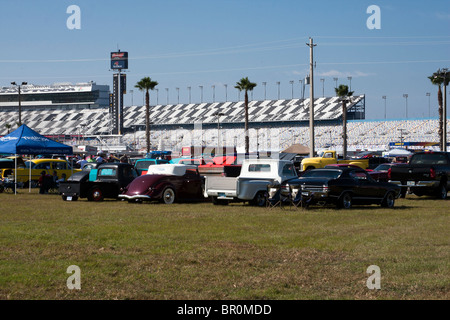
[383,149,413,157]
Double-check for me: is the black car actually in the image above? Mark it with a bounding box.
[281,168,401,209]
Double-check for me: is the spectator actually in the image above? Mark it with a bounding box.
[77,156,88,168]
[120,154,129,163]
[38,171,52,194]
[56,173,66,187]
[96,153,104,163]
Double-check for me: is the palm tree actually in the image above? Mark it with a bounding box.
[5,123,11,134]
[235,77,257,154]
[135,77,158,153]
[335,84,354,159]
[428,73,449,150]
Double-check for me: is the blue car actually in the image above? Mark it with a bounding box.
[134,158,170,175]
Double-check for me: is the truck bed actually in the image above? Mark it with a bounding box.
[205,176,238,197]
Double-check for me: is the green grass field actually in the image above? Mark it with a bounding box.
[0,189,448,300]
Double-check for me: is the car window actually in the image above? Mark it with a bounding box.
[98,168,116,177]
[53,162,67,170]
[411,153,448,165]
[35,162,51,170]
[350,171,369,180]
[136,160,155,169]
[248,164,271,172]
[282,164,296,176]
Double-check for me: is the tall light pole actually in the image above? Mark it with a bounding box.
[290,80,294,99]
[212,85,215,102]
[333,77,338,89]
[347,76,352,92]
[276,81,280,99]
[130,89,134,105]
[165,88,169,105]
[176,87,180,104]
[214,111,224,153]
[224,84,228,102]
[11,81,27,126]
[155,88,159,105]
[187,86,191,104]
[299,80,304,100]
[262,82,267,100]
[320,78,325,97]
[403,94,408,118]
[382,96,387,119]
[199,86,203,103]
[426,92,431,118]
[306,37,317,158]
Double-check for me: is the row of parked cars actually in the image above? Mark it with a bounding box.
[56,151,450,209]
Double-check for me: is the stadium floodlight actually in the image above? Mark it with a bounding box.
[262,82,267,100]
[403,94,408,118]
[10,81,27,126]
[276,81,280,100]
[382,96,387,119]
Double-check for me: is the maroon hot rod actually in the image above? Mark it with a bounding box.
[119,164,206,204]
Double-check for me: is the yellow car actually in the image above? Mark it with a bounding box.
[1,158,81,186]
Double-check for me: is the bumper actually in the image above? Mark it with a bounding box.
[389,180,439,188]
[118,194,152,200]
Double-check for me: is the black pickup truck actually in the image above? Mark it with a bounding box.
[388,152,450,199]
[59,162,138,201]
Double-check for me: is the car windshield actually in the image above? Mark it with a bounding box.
[302,169,342,179]
[136,161,155,169]
[373,164,390,171]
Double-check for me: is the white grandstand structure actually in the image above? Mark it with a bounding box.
[0,92,447,154]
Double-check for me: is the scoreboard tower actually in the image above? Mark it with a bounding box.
[110,50,128,135]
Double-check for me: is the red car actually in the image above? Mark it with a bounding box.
[119,164,205,204]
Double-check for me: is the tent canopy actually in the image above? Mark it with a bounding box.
[281,144,310,155]
[383,148,413,157]
[0,124,73,155]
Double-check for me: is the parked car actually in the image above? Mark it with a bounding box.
[205,159,298,206]
[59,162,137,201]
[1,158,80,186]
[119,164,205,204]
[369,163,408,182]
[282,167,401,209]
[388,151,450,199]
[134,158,170,175]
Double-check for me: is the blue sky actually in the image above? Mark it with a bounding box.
[1,0,449,120]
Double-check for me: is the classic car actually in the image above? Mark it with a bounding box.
[369,163,408,182]
[1,158,81,186]
[280,167,401,209]
[119,164,206,204]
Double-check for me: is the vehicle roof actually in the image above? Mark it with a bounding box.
[31,158,69,163]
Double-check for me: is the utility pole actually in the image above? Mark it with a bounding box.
[306,37,316,158]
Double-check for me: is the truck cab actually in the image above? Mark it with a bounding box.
[205,159,298,206]
[301,150,369,171]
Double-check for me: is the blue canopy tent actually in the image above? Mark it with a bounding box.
[0,124,73,194]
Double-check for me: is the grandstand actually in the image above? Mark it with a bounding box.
[0,92,447,154]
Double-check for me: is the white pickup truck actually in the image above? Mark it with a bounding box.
[205,159,298,206]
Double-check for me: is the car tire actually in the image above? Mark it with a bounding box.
[162,187,176,204]
[436,184,447,200]
[89,187,104,202]
[337,192,352,209]
[381,191,396,208]
[251,191,267,207]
